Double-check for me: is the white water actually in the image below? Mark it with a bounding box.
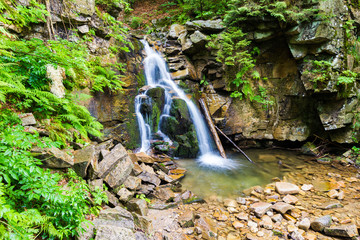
[137,40,238,170]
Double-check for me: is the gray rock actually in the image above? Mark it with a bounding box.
[290,230,305,240]
[138,184,155,195]
[105,190,120,207]
[324,224,359,238]
[95,225,135,240]
[250,202,272,217]
[319,201,343,210]
[88,179,103,191]
[63,0,95,16]
[73,145,95,178]
[290,21,335,44]
[138,171,161,186]
[189,30,208,45]
[169,24,186,39]
[275,182,300,195]
[288,44,308,60]
[78,25,89,34]
[33,146,74,168]
[127,198,148,216]
[178,210,194,228]
[134,231,147,240]
[97,143,128,178]
[99,206,133,221]
[223,199,238,208]
[46,64,66,98]
[271,202,295,214]
[132,213,153,233]
[104,155,133,189]
[185,19,225,33]
[298,218,311,231]
[272,214,283,223]
[117,187,133,202]
[311,215,332,232]
[123,176,141,190]
[77,221,95,240]
[19,113,37,126]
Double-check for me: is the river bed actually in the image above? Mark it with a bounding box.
[176,149,313,198]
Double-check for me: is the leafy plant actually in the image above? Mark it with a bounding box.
[135,194,151,204]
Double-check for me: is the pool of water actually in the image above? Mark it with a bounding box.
[176,149,312,198]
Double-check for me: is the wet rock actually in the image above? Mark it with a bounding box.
[310,215,332,232]
[301,184,313,191]
[73,145,95,178]
[138,171,161,186]
[123,176,141,191]
[19,113,37,126]
[283,194,298,204]
[272,202,295,214]
[250,202,272,217]
[170,68,189,80]
[319,201,343,210]
[117,187,133,202]
[324,224,359,238]
[224,199,238,208]
[94,225,135,240]
[298,218,311,231]
[275,182,300,195]
[127,198,148,216]
[178,210,194,228]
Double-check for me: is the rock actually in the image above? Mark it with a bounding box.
[135,152,156,164]
[272,202,295,214]
[248,220,258,233]
[97,143,129,178]
[272,214,283,222]
[138,184,155,195]
[63,0,95,17]
[189,30,208,45]
[178,210,194,228]
[78,25,89,34]
[233,221,244,229]
[95,225,135,240]
[73,145,95,178]
[301,184,313,191]
[275,182,300,195]
[290,21,335,44]
[290,230,305,240]
[123,176,141,191]
[78,221,95,240]
[169,24,186,39]
[260,215,273,230]
[127,198,148,216]
[224,199,238,208]
[19,113,37,126]
[327,189,339,198]
[153,187,175,201]
[250,202,272,217]
[98,206,134,229]
[46,64,66,98]
[117,187,133,202]
[283,194,298,204]
[134,232,147,240]
[88,179,103,191]
[235,212,249,221]
[324,224,359,238]
[236,197,246,205]
[319,201,343,210]
[103,155,133,189]
[33,146,74,168]
[105,191,120,207]
[185,19,225,33]
[138,171,161,186]
[310,215,332,232]
[132,213,152,233]
[170,68,189,80]
[298,218,311,231]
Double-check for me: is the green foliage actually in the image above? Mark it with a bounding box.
[130,16,143,29]
[0,116,107,239]
[174,0,228,22]
[135,194,151,203]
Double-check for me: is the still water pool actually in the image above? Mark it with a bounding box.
[176,149,312,198]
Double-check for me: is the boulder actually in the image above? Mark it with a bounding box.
[33,146,74,168]
[271,202,295,214]
[138,171,161,186]
[105,190,120,207]
[185,19,225,33]
[178,210,194,228]
[153,187,175,201]
[46,64,66,98]
[117,188,134,202]
[311,215,332,232]
[275,182,300,195]
[73,145,95,178]
[94,226,135,240]
[99,206,134,223]
[103,155,133,189]
[289,21,335,44]
[324,224,359,238]
[123,176,141,190]
[135,152,156,164]
[189,30,208,45]
[169,24,186,39]
[127,198,148,216]
[97,143,128,178]
[298,218,311,231]
[63,0,95,17]
[19,113,36,126]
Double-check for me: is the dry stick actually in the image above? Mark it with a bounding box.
[214,125,255,164]
[198,98,227,159]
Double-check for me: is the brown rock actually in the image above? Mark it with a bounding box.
[250,202,272,217]
[324,224,359,238]
[135,152,156,164]
[127,198,148,216]
[178,210,194,228]
[233,221,244,229]
[283,194,298,204]
[272,202,295,214]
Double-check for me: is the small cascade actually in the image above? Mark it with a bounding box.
[135,39,238,169]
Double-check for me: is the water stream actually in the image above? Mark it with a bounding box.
[136,40,238,169]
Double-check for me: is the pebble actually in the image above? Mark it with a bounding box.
[301,184,313,191]
[235,212,249,221]
[275,182,300,195]
[272,202,295,214]
[272,214,283,223]
[250,202,272,217]
[257,231,264,237]
[232,221,244,229]
[260,215,273,230]
[224,199,238,208]
[283,194,298,204]
[287,224,298,233]
[327,189,339,198]
[298,218,311,231]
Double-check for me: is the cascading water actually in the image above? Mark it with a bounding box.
[136,39,238,170]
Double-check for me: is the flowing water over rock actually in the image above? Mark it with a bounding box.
[136,40,238,169]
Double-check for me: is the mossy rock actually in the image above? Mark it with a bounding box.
[147,87,165,109]
[160,116,179,138]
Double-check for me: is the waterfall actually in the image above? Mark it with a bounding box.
[136,40,238,169]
